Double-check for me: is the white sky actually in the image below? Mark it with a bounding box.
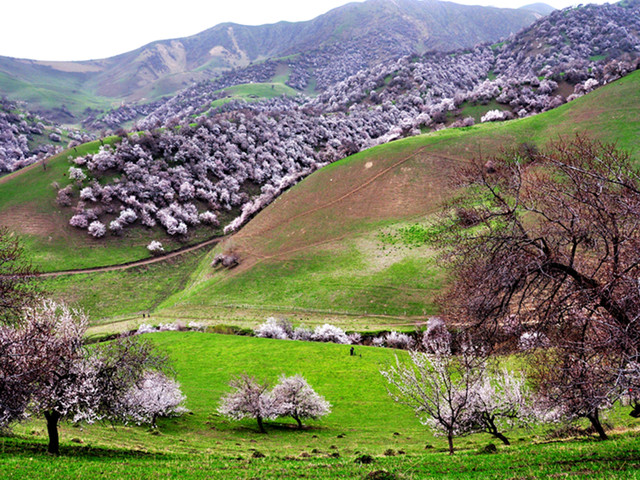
[3,0,612,61]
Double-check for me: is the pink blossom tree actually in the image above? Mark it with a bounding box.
[218,375,276,433]
[271,375,331,429]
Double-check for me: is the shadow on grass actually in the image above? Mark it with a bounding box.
[0,435,167,459]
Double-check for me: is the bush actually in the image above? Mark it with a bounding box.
[255,318,289,340]
[383,331,415,350]
[147,241,164,255]
[88,221,106,238]
[312,324,350,344]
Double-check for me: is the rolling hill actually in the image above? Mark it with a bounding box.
[0,0,541,122]
[3,69,637,331]
[146,70,640,331]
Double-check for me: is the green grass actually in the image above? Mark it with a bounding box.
[2,332,639,479]
[160,233,443,324]
[42,250,207,324]
[209,82,299,109]
[0,70,115,123]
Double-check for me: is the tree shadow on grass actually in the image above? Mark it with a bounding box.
[0,435,167,459]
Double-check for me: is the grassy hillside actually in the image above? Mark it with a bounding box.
[0,59,117,123]
[7,71,639,328]
[208,82,299,110]
[152,71,640,331]
[0,138,227,273]
[2,332,639,479]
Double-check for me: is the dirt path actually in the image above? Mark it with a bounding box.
[36,235,226,277]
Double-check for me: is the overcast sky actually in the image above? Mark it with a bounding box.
[3,0,611,61]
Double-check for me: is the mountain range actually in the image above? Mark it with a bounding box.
[0,0,548,122]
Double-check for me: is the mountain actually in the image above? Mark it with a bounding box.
[519,3,555,16]
[0,0,541,122]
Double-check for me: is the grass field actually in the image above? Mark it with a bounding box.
[209,82,299,110]
[1,332,639,479]
[43,249,208,323]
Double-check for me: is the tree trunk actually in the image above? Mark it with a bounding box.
[293,414,303,429]
[493,431,511,446]
[256,416,266,433]
[485,416,511,445]
[447,432,455,455]
[587,411,608,440]
[44,411,60,455]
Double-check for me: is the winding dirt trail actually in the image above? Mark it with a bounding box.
[36,235,226,278]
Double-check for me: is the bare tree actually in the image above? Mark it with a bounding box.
[0,227,41,325]
[439,136,640,434]
[271,375,331,429]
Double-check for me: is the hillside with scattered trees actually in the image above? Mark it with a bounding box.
[59,2,640,240]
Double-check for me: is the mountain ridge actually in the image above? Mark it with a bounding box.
[0,0,541,121]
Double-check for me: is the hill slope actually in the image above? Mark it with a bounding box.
[149,71,640,330]
[0,0,539,121]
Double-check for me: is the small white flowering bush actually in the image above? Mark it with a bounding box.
[147,240,164,255]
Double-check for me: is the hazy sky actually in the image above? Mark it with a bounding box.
[4,0,612,61]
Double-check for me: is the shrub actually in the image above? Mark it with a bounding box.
[88,221,106,238]
[147,241,164,255]
[383,331,415,350]
[312,324,350,344]
[255,318,289,340]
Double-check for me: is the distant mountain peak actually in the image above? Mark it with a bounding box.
[519,3,556,16]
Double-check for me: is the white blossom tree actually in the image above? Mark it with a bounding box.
[468,369,533,445]
[381,338,486,454]
[115,371,187,428]
[271,375,331,429]
[0,300,175,454]
[218,375,276,433]
[254,317,289,340]
[312,324,350,344]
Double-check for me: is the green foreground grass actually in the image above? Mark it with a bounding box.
[209,82,299,110]
[2,332,639,479]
